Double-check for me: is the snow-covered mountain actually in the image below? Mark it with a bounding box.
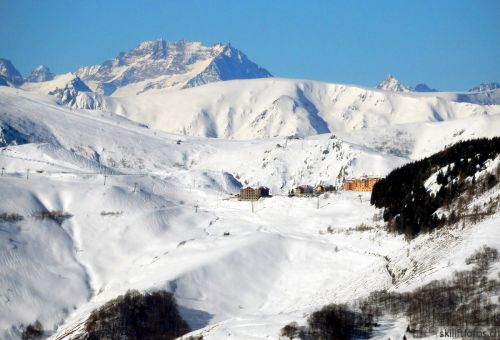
[469,82,500,92]
[0,86,499,339]
[0,58,23,87]
[75,78,500,140]
[25,65,54,83]
[376,74,413,92]
[19,73,500,141]
[74,39,272,96]
[47,76,104,109]
[2,39,271,96]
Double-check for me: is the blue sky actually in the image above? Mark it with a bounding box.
[0,0,498,91]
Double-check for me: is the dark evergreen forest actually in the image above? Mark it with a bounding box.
[83,290,191,340]
[371,137,500,237]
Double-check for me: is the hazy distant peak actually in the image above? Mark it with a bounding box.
[26,65,54,82]
[469,82,500,92]
[0,58,23,86]
[376,74,413,92]
[414,83,438,92]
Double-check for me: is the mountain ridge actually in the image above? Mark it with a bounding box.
[26,65,54,83]
[469,82,500,93]
[79,77,500,139]
[1,49,498,95]
[0,58,23,86]
[74,39,272,96]
[376,74,413,92]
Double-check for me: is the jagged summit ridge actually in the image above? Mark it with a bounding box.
[75,39,272,96]
[376,75,440,93]
[376,74,413,92]
[47,76,101,108]
[26,65,54,82]
[0,58,23,86]
[469,82,500,92]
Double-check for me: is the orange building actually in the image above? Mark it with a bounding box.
[239,187,270,200]
[343,177,381,191]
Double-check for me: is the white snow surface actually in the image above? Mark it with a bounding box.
[0,85,499,339]
[70,78,500,140]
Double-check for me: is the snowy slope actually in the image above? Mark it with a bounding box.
[21,73,77,94]
[0,86,399,338]
[0,87,405,191]
[0,87,499,340]
[18,71,500,141]
[334,114,500,159]
[89,78,500,140]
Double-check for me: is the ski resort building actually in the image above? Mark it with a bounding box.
[239,187,270,200]
[343,177,382,191]
[291,185,314,196]
[314,185,325,193]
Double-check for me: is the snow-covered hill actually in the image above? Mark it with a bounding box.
[5,48,499,145]
[0,87,405,192]
[74,39,271,96]
[77,77,500,140]
[18,75,500,141]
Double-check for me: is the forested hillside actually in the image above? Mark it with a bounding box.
[281,246,500,339]
[371,137,500,237]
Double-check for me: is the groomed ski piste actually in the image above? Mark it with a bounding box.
[0,83,499,339]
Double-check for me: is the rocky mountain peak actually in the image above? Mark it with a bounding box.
[0,58,23,86]
[376,74,413,92]
[126,39,169,60]
[469,82,500,92]
[75,39,271,96]
[26,65,54,82]
[48,76,92,106]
